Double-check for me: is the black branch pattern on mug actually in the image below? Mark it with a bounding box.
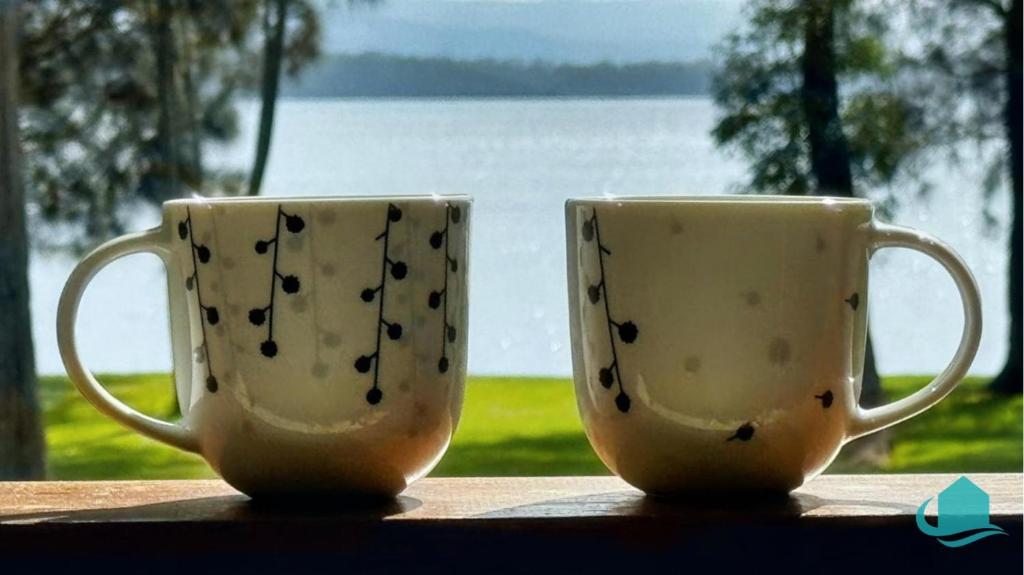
[428,203,462,374]
[582,208,639,413]
[355,203,408,405]
[815,390,834,408]
[179,207,220,393]
[727,422,756,442]
[248,205,305,358]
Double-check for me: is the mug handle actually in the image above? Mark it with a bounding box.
[845,222,983,441]
[57,227,200,453]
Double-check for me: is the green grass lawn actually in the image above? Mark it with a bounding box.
[39,374,1021,480]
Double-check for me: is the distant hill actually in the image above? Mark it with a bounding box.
[280,53,713,98]
[320,1,743,64]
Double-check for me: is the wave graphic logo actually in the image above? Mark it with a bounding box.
[916,476,1007,548]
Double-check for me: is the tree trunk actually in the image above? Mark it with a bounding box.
[247,0,288,197]
[0,2,46,479]
[800,1,854,195]
[991,0,1022,395]
[148,0,182,201]
[800,0,883,407]
[176,13,203,192]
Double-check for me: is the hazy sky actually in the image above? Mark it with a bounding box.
[322,0,746,63]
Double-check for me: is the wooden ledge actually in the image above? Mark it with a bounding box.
[1,474,1020,572]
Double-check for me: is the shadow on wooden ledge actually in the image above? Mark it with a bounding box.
[0,476,1019,574]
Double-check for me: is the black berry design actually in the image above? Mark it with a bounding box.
[429,203,462,374]
[815,390,834,408]
[845,292,859,310]
[355,203,408,405]
[248,205,305,358]
[180,207,219,393]
[727,422,755,441]
[582,208,638,413]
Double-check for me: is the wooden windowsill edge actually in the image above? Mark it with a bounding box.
[1,473,1020,525]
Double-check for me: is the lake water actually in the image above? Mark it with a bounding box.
[31,98,1010,377]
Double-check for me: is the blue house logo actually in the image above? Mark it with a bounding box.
[916,476,1006,547]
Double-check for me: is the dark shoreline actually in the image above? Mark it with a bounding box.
[278,53,713,100]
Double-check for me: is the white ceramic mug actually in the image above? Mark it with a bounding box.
[58,196,471,497]
[566,196,981,494]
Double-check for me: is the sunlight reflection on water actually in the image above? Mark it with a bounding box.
[31,98,1010,377]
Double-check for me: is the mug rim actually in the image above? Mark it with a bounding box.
[566,194,871,207]
[165,194,472,206]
